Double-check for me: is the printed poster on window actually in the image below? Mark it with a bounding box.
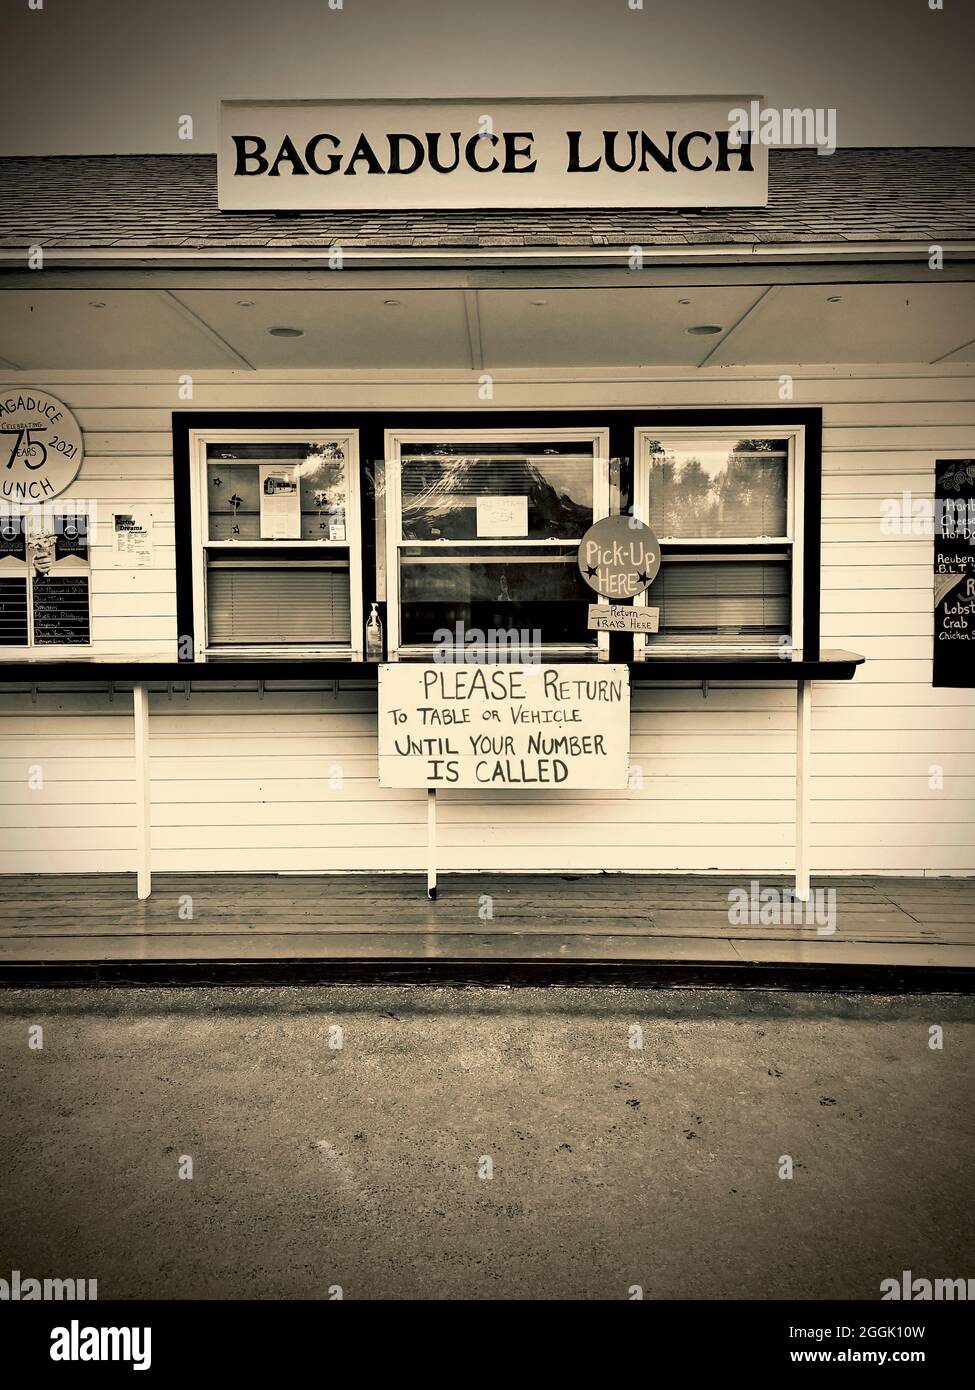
[259,463,301,539]
[111,509,154,567]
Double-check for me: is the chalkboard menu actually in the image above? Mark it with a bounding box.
[32,573,90,644]
[0,577,29,645]
[933,459,975,688]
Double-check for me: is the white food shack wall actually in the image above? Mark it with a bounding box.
[1,365,973,877]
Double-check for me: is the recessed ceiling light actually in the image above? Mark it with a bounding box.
[678,298,692,305]
[268,326,304,337]
[827,295,843,303]
[383,299,402,307]
[237,299,255,308]
[531,299,548,307]
[89,300,106,308]
[687,324,723,335]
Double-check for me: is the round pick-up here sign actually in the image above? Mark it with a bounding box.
[578,515,661,599]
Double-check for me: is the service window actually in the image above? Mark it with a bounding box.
[633,428,803,655]
[188,430,362,658]
[384,428,611,658]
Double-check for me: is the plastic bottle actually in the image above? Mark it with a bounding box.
[365,602,383,661]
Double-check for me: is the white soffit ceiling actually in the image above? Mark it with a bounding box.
[0,290,236,370]
[0,282,973,369]
[174,288,472,368]
[706,281,975,366]
[474,287,766,367]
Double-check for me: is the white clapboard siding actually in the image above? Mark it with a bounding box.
[0,364,973,876]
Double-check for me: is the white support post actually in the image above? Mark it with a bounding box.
[795,678,812,901]
[426,787,438,900]
[133,683,152,900]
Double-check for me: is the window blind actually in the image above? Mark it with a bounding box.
[207,565,351,646]
[646,558,789,647]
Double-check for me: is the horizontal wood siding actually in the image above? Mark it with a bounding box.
[1,365,973,876]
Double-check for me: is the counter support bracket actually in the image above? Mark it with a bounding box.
[427,788,438,900]
[795,678,812,901]
[133,683,152,900]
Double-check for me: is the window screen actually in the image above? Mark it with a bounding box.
[645,437,789,539]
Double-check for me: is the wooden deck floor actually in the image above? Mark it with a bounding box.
[0,873,973,982]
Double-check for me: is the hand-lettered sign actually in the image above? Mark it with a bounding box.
[934,459,975,687]
[0,391,84,503]
[577,516,660,599]
[378,663,630,789]
[588,604,660,633]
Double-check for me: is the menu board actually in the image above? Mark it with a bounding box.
[0,577,29,645]
[0,515,28,645]
[32,573,90,644]
[933,459,975,688]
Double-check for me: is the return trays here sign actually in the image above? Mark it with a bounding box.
[378,663,630,789]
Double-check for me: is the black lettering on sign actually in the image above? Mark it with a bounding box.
[32,574,90,645]
[933,459,975,688]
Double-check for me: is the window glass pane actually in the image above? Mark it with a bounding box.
[398,544,596,649]
[399,441,594,541]
[206,550,351,647]
[206,441,347,541]
[645,556,790,649]
[645,437,788,539]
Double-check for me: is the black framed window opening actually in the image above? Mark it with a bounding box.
[172,410,822,664]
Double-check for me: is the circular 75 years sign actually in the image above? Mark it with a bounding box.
[1,390,85,503]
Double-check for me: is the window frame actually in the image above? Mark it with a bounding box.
[383,425,612,660]
[186,426,363,660]
[632,423,806,657]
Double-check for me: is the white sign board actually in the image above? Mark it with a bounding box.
[379,663,630,789]
[219,97,768,211]
[588,604,660,633]
[476,495,528,538]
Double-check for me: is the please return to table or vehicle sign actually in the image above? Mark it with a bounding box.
[378,663,630,789]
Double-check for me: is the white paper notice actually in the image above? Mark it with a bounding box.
[476,495,528,538]
[111,510,154,568]
[378,663,630,789]
[259,465,301,539]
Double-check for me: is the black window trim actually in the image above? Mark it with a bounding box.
[173,408,822,664]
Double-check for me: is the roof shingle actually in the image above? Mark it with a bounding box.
[0,148,972,250]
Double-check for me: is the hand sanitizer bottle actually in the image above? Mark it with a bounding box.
[366,602,383,661]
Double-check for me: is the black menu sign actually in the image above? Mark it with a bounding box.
[933,459,975,688]
[32,573,90,644]
[0,515,28,645]
[0,577,29,644]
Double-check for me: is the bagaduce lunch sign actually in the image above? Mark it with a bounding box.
[218,96,768,211]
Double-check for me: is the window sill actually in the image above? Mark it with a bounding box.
[0,651,864,683]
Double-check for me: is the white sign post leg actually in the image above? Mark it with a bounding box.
[795,678,811,902]
[133,682,152,900]
[427,787,438,900]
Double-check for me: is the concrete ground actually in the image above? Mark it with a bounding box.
[0,986,972,1301]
